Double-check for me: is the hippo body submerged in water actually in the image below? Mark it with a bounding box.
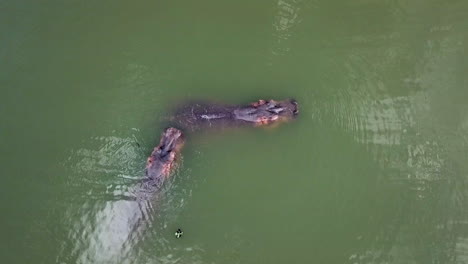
[170,99,299,132]
[137,127,185,200]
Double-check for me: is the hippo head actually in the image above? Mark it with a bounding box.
[233,99,299,126]
[146,127,184,179]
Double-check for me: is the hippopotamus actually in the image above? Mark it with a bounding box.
[170,99,299,132]
[144,127,185,190]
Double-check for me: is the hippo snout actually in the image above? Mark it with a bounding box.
[290,99,299,116]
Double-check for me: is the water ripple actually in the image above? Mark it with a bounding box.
[333,26,468,264]
[57,131,198,263]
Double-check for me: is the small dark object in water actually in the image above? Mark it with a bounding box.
[175,228,183,238]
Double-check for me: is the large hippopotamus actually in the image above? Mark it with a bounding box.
[170,99,299,132]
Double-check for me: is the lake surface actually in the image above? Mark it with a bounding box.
[1,0,468,263]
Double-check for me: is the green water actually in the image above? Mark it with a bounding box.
[2,0,468,263]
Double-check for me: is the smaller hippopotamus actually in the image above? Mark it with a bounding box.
[145,127,185,189]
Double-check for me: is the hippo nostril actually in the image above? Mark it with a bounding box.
[289,99,299,116]
[293,107,299,116]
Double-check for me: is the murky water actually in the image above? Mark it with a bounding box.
[2,0,468,263]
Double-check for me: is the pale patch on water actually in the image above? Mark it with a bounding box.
[455,237,468,264]
[350,94,447,185]
[269,0,303,58]
[67,200,149,264]
[353,96,414,146]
